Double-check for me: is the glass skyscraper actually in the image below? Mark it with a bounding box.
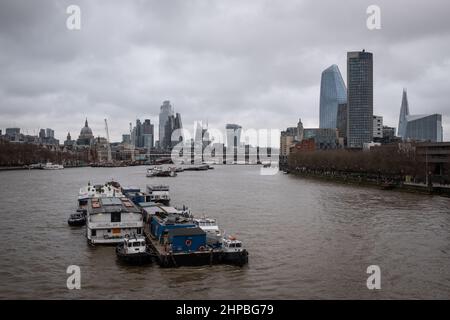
[347,50,373,148]
[319,65,347,129]
[398,89,443,142]
[159,100,174,149]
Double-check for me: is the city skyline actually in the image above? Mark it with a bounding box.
[1,0,449,142]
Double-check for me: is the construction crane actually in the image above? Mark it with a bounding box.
[104,118,112,163]
[129,122,135,162]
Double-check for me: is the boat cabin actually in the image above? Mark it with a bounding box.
[122,236,147,254]
[222,236,244,253]
[150,210,195,242]
[166,227,206,253]
[86,197,143,245]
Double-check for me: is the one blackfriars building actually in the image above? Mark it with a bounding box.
[319,65,347,129]
[347,50,373,148]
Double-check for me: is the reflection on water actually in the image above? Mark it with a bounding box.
[0,166,449,299]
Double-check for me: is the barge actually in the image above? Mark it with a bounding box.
[143,204,248,267]
[86,196,144,245]
[122,185,171,206]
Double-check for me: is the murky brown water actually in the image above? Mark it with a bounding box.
[0,165,449,299]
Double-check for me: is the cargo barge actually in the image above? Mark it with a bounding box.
[143,205,248,268]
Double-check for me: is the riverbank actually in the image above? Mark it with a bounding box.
[288,170,450,197]
[0,164,89,171]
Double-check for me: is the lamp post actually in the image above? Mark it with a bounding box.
[425,149,428,185]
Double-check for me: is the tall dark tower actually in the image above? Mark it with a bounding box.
[398,89,410,139]
[347,50,373,148]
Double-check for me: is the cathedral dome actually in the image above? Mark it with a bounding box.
[79,119,93,138]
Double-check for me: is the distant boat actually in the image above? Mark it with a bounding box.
[42,163,64,170]
[146,166,177,177]
[183,165,210,171]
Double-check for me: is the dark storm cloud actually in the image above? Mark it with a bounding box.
[0,0,449,141]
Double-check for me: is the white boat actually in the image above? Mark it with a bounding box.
[42,162,64,170]
[221,234,245,253]
[221,234,248,266]
[193,217,222,246]
[146,185,171,205]
[77,181,124,209]
[115,235,153,264]
[146,166,177,177]
[86,196,144,245]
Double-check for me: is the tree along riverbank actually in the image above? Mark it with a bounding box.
[286,147,450,197]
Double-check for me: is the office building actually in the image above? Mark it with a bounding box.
[347,50,373,148]
[398,89,443,142]
[319,65,347,129]
[226,124,242,149]
[373,115,383,139]
[159,101,174,150]
[337,103,348,140]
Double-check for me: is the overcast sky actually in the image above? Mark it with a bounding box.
[0,0,449,142]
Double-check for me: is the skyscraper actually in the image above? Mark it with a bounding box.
[398,89,410,138]
[142,119,154,149]
[163,113,183,149]
[225,124,242,148]
[159,100,174,149]
[46,128,54,139]
[134,119,142,147]
[133,119,155,149]
[336,103,347,141]
[397,89,443,142]
[347,50,373,148]
[319,65,347,129]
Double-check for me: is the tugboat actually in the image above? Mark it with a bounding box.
[221,235,248,267]
[68,212,86,226]
[116,235,153,265]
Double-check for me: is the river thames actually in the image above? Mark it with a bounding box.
[0,165,449,299]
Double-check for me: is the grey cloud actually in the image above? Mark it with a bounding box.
[0,0,449,141]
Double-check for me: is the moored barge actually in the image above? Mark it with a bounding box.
[143,205,248,267]
[86,196,144,245]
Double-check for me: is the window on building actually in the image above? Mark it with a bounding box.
[111,212,121,222]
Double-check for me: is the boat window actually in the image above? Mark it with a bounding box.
[111,212,121,223]
[141,241,146,246]
[133,242,140,247]
[127,242,132,247]
[91,229,96,236]
[236,243,242,248]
